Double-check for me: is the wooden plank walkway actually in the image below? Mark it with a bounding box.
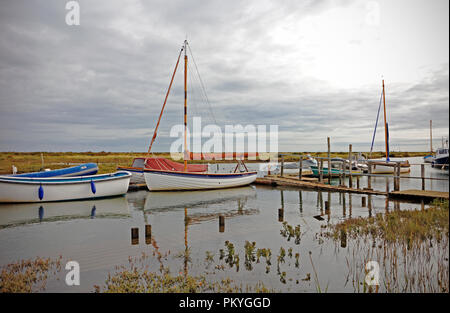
[255,176,386,196]
[388,189,449,201]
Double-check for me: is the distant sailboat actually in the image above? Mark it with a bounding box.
[143,40,257,191]
[369,80,410,174]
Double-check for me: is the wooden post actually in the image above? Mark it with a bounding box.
[362,196,366,207]
[348,144,352,188]
[327,137,332,184]
[356,175,360,189]
[278,208,284,222]
[319,159,324,183]
[145,225,152,244]
[385,177,389,193]
[368,195,372,217]
[299,156,303,180]
[219,215,225,232]
[280,155,284,177]
[367,161,372,190]
[421,164,425,191]
[341,161,346,187]
[396,162,401,191]
[131,227,139,245]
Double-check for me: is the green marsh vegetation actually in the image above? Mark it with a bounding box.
[0,151,428,175]
[319,199,449,292]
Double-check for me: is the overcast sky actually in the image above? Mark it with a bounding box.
[0,0,448,152]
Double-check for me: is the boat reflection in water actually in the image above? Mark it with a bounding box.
[143,186,257,212]
[0,196,130,228]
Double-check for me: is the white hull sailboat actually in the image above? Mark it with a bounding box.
[144,169,257,191]
[143,40,257,191]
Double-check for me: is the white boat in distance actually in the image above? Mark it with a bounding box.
[144,169,257,191]
[0,171,131,203]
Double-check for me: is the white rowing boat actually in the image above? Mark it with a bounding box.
[0,171,131,203]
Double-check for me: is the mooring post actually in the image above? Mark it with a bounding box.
[348,144,353,188]
[145,224,152,244]
[131,227,139,245]
[396,162,401,191]
[280,155,284,177]
[299,156,303,180]
[356,175,360,189]
[327,137,332,184]
[319,159,324,183]
[421,164,425,191]
[341,161,346,187]
[278,208,284,222]
[219,215,225,232]
[367,161,372,190]
[362,196,366,207]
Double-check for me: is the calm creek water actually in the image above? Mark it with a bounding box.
[0,157,448,292]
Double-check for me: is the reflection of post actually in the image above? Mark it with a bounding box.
[219,214,225,232]
[394,200,400,211]
[368,195,372,217]
[421,164,425,191]
[349,194,352,217]
[385,197,389,213]
[299,191,303,214]
[299,156,303,180]
[385,177,389,193]
[342,193,346,217]
[340,228,347,248]
[319,191,323,215]
[326,192,331,221]
[145,224,152,244]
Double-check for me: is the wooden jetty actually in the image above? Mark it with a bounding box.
[255,176,386,196]
[389,189,449,201]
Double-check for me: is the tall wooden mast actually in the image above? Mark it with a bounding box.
[184,40,188,171]
[430,120,433,154]
[382,79,389,161]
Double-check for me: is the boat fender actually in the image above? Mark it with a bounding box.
[38,184,44,200]
[91,180,96,194]
[91,205,96,218]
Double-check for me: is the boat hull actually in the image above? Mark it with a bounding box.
[371,162,411,174]
[117,167,145,184]
[0,171,131,203]
[144,170,257,191]
[310,166,360,177]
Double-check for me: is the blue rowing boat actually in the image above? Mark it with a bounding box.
[13,163,98,178]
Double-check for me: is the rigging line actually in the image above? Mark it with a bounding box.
[187,61,200,120]
[369,89,383,157]
[186,42,217,125]
[147,45,184,155]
